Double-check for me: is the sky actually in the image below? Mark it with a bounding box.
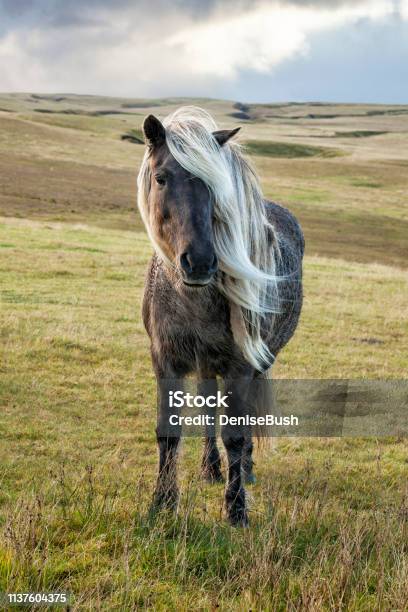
[0,0,407,103]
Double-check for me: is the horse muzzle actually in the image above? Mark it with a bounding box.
[179,251,218,287]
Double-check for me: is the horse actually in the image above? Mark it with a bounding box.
[137,107,304,526]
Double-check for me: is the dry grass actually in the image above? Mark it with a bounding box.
[1,217,407,609]
[1,96,407,266]
[0,94,407,610]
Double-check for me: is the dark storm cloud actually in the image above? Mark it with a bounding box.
[0,0,374,24]
[0,0,241,33]
[0,0,34,16]
[0,0,231,21]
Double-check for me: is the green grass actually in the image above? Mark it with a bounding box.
[1,217,407,609]
[335,130,388,138]
[350,179,383,188]
[120,128,145,144]
[0,95,407,609]
[244,140,340,158]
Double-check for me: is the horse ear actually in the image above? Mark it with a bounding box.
[213,127,241,146]
[142,114,165,147]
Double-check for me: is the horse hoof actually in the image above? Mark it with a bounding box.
[228,510,249,528]
[226,487,249,526]
[202,468,224,484]
[150,489,179,514]
[245,472,256,485]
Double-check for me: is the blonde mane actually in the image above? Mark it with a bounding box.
[137,106,282,370]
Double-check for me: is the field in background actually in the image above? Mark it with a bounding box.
[0,94,407,609]
[1,93,408,267]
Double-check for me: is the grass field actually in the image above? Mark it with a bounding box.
[0,94,407,610]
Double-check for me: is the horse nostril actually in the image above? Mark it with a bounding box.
[180,250,217,279]
[180,252,193,274]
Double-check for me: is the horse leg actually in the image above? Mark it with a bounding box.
[242,436,256,484]
[151,358,183,512]
[222,374,253,527]
[198,377,224,483]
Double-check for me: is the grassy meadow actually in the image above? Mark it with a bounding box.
[0,94,407,610]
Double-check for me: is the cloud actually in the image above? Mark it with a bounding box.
[166,0,394,79]
[0,0,404,100]
[399,0,408,18]
[0,0,251,24]
[0,0,34,17]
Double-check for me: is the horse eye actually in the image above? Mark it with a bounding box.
[155,174,166,186]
